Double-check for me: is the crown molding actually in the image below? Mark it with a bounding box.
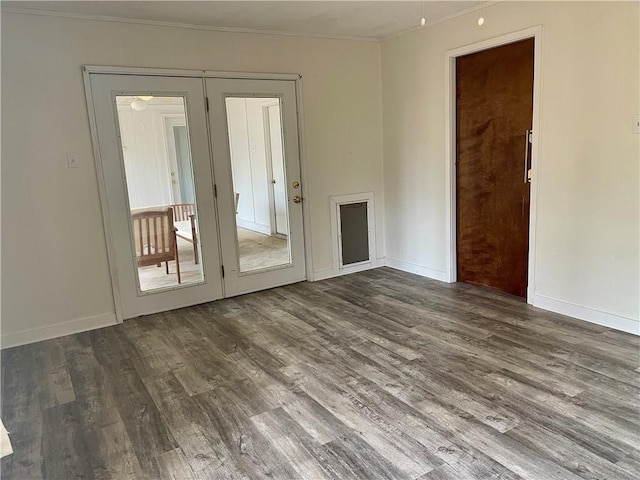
[3,1,504,44]
[1,6,380,43]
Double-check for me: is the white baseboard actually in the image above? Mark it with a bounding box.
[313,258,385,281]
[236,218,271,235]
[1,312,118,349]
[532,293,639,336]
[384,257,449,282]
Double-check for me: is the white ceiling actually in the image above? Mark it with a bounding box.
[3,1,486,40]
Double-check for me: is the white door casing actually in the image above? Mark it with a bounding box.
[266,103,289,237]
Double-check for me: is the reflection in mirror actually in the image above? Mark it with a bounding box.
[116,95,204,291]
[225,97,291,272]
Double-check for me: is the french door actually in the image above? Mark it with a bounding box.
[89,74,223,319]
[206,78,306,296]
[88,72,306,318]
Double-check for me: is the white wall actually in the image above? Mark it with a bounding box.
[382,1,639,331]
[3,3,637,345]
[0,12,384,345]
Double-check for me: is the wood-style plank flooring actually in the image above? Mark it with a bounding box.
[1,267,639,479]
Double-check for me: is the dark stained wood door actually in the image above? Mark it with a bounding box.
[456,38,534,298]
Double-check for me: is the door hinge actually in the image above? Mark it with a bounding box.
[221,265,225,278]
[214,184,217,197]
[206,97,210,112]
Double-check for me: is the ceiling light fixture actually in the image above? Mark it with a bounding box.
[420,0,426,26]
[478,3,486,26]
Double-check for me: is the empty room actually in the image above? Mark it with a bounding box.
[1,1,638,479]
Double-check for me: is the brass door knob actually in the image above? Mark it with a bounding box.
[293,195,302,204]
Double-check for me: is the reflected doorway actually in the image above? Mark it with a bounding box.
[116,95,204,291]
[207,77,306,297]
[225,97,292,273]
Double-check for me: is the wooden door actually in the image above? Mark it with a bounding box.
[456,38,534,298]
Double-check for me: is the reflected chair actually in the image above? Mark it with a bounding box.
[171,203,198,264]
[131,207,181,283]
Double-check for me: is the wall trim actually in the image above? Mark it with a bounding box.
[294,76,315,282]
[384,258,639,336]
[313,258,385,282]
[2,7,379,43]
[384,257,449,282]
[1,313,118,349]
[3,3,502,44]
[532,294,639,336]
[82,66,124,323]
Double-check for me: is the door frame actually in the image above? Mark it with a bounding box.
[262,100,287,238]
[163,114,188,204]
[444,26,543,303]
[83,65,314,322]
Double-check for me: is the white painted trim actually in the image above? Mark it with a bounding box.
[384,257,449,283]
[3,3,503,44]
[329,192,377,272]
[83,65,302,81]
[82,66,124,323]
[532,294,640,336]
[3,7,379,43]
[444,26,544,305]
[263,104,277,236]
[313,258,386,282]
[295,77,315,282]
[204,71,302,81]
[229,276,309,297]
[83,65,204,77]
[1,313,118,349]
[163,114,188,204]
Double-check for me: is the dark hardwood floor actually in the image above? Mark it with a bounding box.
[1,267,639,479]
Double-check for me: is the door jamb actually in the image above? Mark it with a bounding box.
[444,26,543,303]
[82,66,124,322]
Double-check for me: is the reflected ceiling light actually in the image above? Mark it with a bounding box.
[130,96,153,111]
[420,0,426,26]
[130,99,148,111]
[478,16,485,26]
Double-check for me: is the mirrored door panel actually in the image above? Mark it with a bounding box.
[207,79,306,296]
[224,97,291,272]
[115,95,204,292]
[89,74,223,319]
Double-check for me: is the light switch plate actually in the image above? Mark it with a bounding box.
[634,114,640,134]
[66,152,79,168]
